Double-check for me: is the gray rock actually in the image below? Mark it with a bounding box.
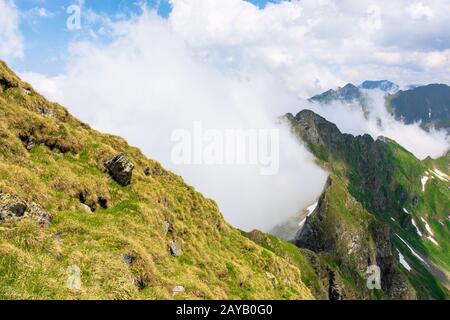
[173,285,185,295]
[163,221,173,235]
[0,193,27,221]
[80,203,93,214]
[27,202,51,227]
[122,252,136,266]
[0,194,50,227]
[38,105,55,117]
[20,135,36,151]
[169,240,183,257]
[22,87,31,95]
[105,153,135,186]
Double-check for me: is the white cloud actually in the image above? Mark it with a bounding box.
[304,90,449,159]
[423,51,448,70]
[0,0,23,59]
[407,2,434,21]
[166,0,450,93]
[24,9,328,232]
[29,7,55,18]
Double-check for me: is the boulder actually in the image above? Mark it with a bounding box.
[0,194,50,226]
[163,221,173,235]
[0,193,27,221]
[27,202,51,227]
[122,252,136,266]
[80,203,93,214]
[173,285,185,295]
[37,105,55,117]
[169,240,183,257]
[105,153,134,186]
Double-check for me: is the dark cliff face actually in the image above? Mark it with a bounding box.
[388,84,450,131]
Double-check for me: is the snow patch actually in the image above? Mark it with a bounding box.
[421,175,429,192]
[398,250,412,271]
[420,217,434,236]
[430,168,449,182]
[298,201,318,227]
[298,218,306,228]
[403,208,410,214]
[306,201,318,216]
[396,234,426,263]
[427,236,439,246]
[411,218,423,237]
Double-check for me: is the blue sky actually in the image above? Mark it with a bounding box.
[11,0,280,75]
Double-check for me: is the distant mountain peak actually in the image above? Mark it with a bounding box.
[359,80,399,93]
[309,83,363,104]
[309,80,399,105]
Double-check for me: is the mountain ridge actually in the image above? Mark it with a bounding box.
[285,109,449,299]
[309,80,450,132]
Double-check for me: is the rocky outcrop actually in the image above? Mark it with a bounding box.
[372,223,416,299]
[293,176,416,300]
[0,193,51,227]
[122,252,136,266]
[0,72,19,92]
[169,239,183,257]
[105,153,135,186]
[0,193,27,221]
[27,202,51,227]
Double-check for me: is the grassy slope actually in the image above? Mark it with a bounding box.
[387,143,450,299]
[0,61,314,300]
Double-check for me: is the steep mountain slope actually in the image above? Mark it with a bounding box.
[0,61,317,300]
[387,84,450,131]
[285,110,450,299]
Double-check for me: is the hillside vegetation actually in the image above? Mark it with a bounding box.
[0,61,316,300]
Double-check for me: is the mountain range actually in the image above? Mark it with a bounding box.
[310,80,450,132]
[0,61,449,300]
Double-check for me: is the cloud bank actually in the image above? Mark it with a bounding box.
[304,90,449,159]
[0,0,23,59]
[168,0,450,96]
[24,9,328,232]
[21,1,449,231]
